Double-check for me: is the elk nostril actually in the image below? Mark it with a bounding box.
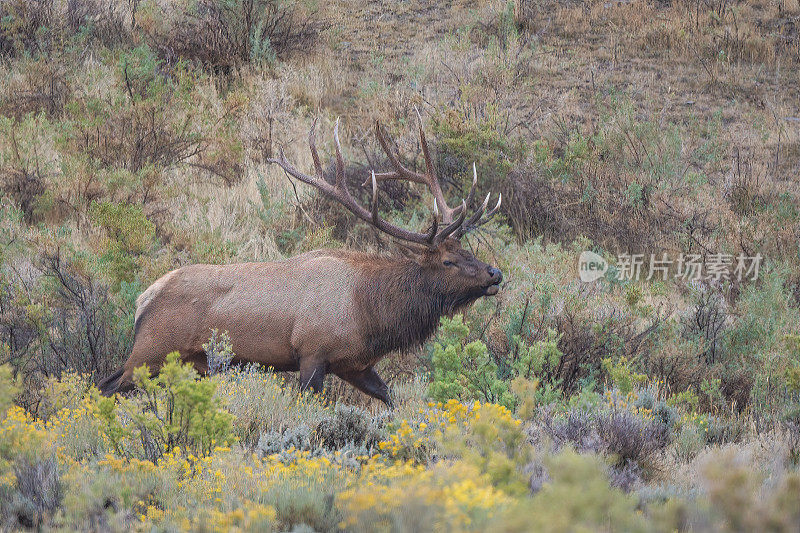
[488,267,502,282]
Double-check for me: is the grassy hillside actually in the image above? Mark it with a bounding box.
[1,0,800,530]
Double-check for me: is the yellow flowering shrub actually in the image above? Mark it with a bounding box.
[0,406,51,488]
[0,367,774,532]
[378,400,530,495]
[339,458,513,532]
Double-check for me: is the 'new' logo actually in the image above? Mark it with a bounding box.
[578,251,607,282]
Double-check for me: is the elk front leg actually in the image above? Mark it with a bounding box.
[337,367,393,408]
[299,358,326,395]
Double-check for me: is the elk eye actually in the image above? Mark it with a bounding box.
[443,260,455,267]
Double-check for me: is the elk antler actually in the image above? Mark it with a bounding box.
[370,112,501,239]
[266,116,501,247]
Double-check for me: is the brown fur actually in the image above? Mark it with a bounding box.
[99,239,502,405]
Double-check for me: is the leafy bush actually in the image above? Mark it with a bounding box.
[508,327,564,408]
[90,201,156,286]
[99,352,235,461]
[430,104,522,206]
[727,266,800,412]
[429,315,514,408]
[603,356,648,396]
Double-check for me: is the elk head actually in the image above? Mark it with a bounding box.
[412,238,503,300]
[267,115,503,300]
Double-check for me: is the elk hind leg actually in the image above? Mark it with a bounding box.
[99,334,173,396]
[337,367,393,407]
[98,367,133,396]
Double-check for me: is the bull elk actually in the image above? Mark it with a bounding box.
[99,117,503,406]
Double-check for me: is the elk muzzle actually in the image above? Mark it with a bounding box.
[484,266,503,295]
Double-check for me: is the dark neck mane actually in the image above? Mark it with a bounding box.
[354,257,480,361]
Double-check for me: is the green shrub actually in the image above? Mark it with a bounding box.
[430,104,522,213]
[673,424,705,463]
[510,328,563,382]
[89,201,156,285]
[429,315,514,408]
[729,266,800,412]
[99,352,235,462]
[516,449,649,532]
[602,356,647,396]
[667,389,700,411]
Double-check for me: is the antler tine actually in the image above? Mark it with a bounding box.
[465,192,492,228]
[372,170,439,244]
[268,145,331,193]
[455,192,503,238]
[373,120,460,224]
[308,118,324,175]
[370,171,380,225]
[478,193,502,225]
[463,162,478,210]
[333,118,346,189]
[373,121,426,184]
[416,110,435,179]
[427,199,439,243]
[414,104,423,130]
[433,199,467,243]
